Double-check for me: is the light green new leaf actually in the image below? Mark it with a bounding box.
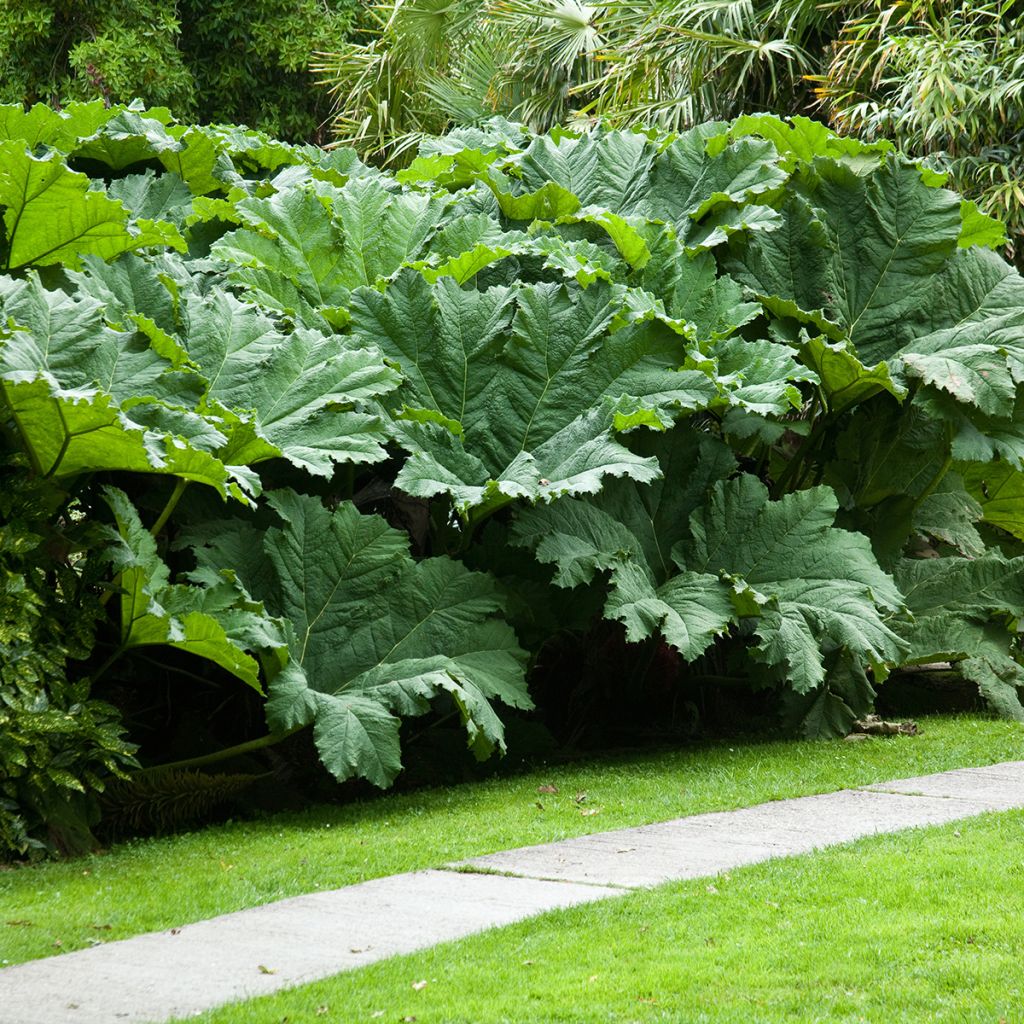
[102,487,278,691]
[0,275,249,498]
[729,114,892,168]
[0,141,164,272]
[960,461,1024,541]
[958,199,1007,250]
[799,335,906,414]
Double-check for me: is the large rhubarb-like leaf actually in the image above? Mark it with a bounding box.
[513,428,907,708]
[0,275,250,498]
[180,290,399,475]
[189,491,531,786]
[895,554,1024,719]
[351,271,716,514]
[0,140,176,272]
[212,176,453,324]
[683,477,908,693]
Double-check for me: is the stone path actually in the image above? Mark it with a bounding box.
[2,761,1023,1024]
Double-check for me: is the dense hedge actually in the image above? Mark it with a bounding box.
[1,103,1023,857]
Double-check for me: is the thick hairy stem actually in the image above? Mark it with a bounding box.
[42,404,72,479]
[134,725,307,775]
[772,408,835,498]
[1,390,45,477]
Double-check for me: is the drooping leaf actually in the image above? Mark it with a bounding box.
[894,553,1024,719]
[190,492,531,786]
[101,487,282,691]
[0,275,249,498]
[682,477,907,693]
[351,271,716,514]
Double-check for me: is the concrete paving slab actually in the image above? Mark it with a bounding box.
[3,760,1024,1024]
[0,870,617,1024]
[863,761,1024,808]
[453,788,991,887]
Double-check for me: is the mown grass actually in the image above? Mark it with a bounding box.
[181,810,1024,1024]
[1,714,1020,967]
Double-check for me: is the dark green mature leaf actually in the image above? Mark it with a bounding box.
[645,132,788,237]
[514,427,905,693]
[895,553,1024,719]
[636,232,760,340]
[732,158,964,358]
[913,474,985,556]
[180,290,399,475]
[190,492,531,786]
[512,428,738,659]
[352,271,715,514]
[508,129,656,213]
[682,477,907,692]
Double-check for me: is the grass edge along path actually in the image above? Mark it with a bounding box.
[176,809,1024,1024]
[2,715,1022,966]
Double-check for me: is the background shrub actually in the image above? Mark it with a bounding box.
[0,0,362,142]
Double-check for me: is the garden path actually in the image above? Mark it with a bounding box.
[2,761,1023,1024]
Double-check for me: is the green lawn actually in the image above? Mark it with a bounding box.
[1,714,1021,968]
[179,810,1024,1024]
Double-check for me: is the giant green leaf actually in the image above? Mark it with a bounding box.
[351,271,717,514]
[0,140,176,272]
[960,461,1024,541]
[212,176,452,324]
[190,492,531,786]
[645,131,788,235]
[894,554,1024,719]
[513,433,906,694]
[682,477,907,693]
[0,274,251,499]
[181,290,399,475]
[512,428,739,660]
